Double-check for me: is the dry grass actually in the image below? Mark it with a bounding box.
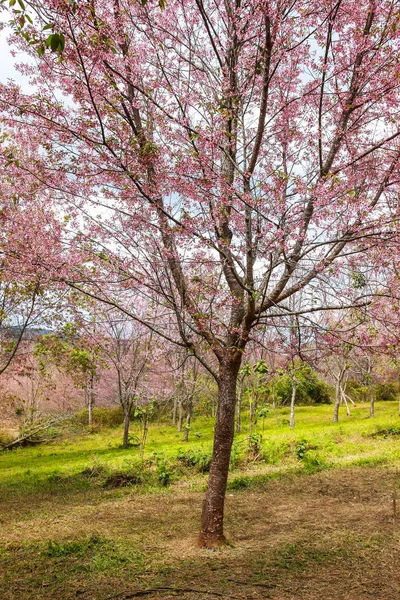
[1,466,400,599]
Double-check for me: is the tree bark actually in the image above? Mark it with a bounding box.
[342,388,351,416]
[177,398,183,432]
[172,395,177,426]
[290,376,296,429]
[87,373,94,426]
[183,395,193,442]
[123,409,130,448]
[198,358,240,548]
[236,390,242,433]
[333,377,340,423]
[369,384,375,417]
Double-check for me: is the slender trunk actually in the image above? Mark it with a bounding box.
[333,377,341,423]
[183,395,193,442]
[272,384,278,426]
[177,398,183,432]
[172,396,178,426]
[198,358,240,548]
[342,388,351,416]
[369,384,375,417]
[87,373,94,426]
[236,390,242,433]
[290,376,296,429]
[253,388,258,424]
[88,396,93,426]
[211,394,216,418]
[140,414,149,460]
[398,371,400,417]
[123,408,130,448]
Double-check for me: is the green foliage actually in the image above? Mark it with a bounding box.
[34,331,103,392]
[375,383,398,402]
[74,407,125,428]
[247,432,263,460]
[149,452,173,487]
[295,440,308,460]
[345,380,368,403]
[2,401,400,504]
[294,439,328,472]
[0,429,13,446]
[301,452,329,474]
[176,448,212,472]
[103,459,149,488]
[227,475,252,490]
[270,363,332,406]
[44,535,105,558]
[351,271,367,289]
[371,426,400,438]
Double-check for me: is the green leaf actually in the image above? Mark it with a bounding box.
[43,23,53,30]
[50,33,60,52]
[37,44,45,57]
[58,33,65,53]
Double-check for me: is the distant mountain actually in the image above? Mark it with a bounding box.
[0,326,52,340]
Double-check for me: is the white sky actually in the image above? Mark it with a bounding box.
[0,17,32,89]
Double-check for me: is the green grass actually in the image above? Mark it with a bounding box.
[1,400,400,504]
[2,402,400,599]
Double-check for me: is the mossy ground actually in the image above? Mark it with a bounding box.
[1,401,400,599]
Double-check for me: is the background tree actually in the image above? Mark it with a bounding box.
[35,325,105,425]
[101,311,155,447]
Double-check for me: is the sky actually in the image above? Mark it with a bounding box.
[0,17,32,89]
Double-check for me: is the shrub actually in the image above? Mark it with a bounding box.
[0,429,14,447]
[151,452,173,486]
[246,433,263,461]
[302,452,329,474]
[371,426,400,439]
[269,363,332,406]
[103,459,148,488]
[74,407,125,428]
[176,448,212,472]
[227,476,251,490]
[375,383,398,402]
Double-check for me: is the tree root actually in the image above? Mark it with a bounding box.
[107,587,231,599]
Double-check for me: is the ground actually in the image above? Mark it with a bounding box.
[1,402,400,599]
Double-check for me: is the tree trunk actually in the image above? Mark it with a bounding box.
[333,377,341,423]
[123,409,130,448]
[87,372,95,426]
[290,376,296,429]
[177,398,183,432]
[272,384,278,426]
[342,389,351,416]
[369,384,375,417]
[172,396,177,426]
[236,391,242,433]
[198,358,240,548]
[183,395,193,442]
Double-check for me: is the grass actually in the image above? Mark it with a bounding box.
[1,400,400,599]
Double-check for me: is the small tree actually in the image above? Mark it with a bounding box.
[101,313,155,447]
[34,326,103,425]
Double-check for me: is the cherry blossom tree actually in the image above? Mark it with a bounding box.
[99,311,155,447]
[2,0,400,546]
